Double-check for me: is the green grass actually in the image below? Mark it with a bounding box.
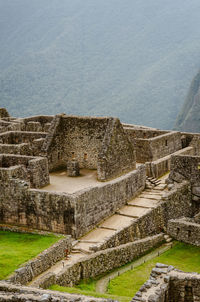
[0,231,63,280]
[50,242,200,301]
[108,242,200,297]
[50,284,130,302]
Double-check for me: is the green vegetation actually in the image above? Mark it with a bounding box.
[1,0,200,129]
[108,242,200,297]
[50,284,130,302]
[50,242,200,300]
[0,231,63,280]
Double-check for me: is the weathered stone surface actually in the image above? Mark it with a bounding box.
[55,234,164,288]
[8,236,72,285]
[91,181,191,251]
[67,160,80,177]
[42,115,136,181]
[0,281,110,302]
[167,218,200,246]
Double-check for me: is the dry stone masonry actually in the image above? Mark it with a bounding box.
[132,264,200,302]
[0,108,200,301]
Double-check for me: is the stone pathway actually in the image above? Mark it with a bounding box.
[29,174,168,288]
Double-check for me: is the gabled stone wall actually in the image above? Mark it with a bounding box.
[97,118,136,180]
[42,115,136,181]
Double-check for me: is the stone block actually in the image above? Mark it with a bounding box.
[67,161,80,177]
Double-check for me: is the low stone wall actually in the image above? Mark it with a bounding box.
[149,132,182,161]
[20,115,54,132]
[132,264,200,302]
[0,164,145,237]
[0,131,47,144]
[169,154,200,186]
[131,131,182,163]
[90,181,192,251]
[0,143,32,156]
[54,234,164,288]
[8,236,72,285]
[167,218,200,246]
[169,154,200,208]
[132,263,171,302]
[124,127,167,139]
[74,164,146,238]
[169,270,200,301]
[0,281,109,302]
[0,154,49,188]
[145,146,194,178]
[0,108,9,118]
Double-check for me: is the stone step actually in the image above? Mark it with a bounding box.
[72,248,92,255]
[153,184,167,190]
[117,205,150,218]
[98,214,133,230]
[128,197,158,208]
[144,190,163,195]
[139,193,162,200]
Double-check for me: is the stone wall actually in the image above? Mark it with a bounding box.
[169,154,200,186]
[74,165,145,237]
[169,271,200,302]
[132,132,182,163]
[0,154,49,188]
[167,218,200,246]
[0,143,33,156]
[145,146,194,178]
[124,126,167,140]
[90,181,192,251]
[97,118,136,181]
[0,120,21,133]
[0,164,145,237]
[54,234,164,288]
[0,131,47,144]
[43,115,111,171]
[20,115,54,132]
[149,132,182,161]
[8,236,72,285]
[0,282,109,302]
[0,108,9,118]
[169,153,200,213]
[132,264,200,302]
[42,115,136,181]
[181,132,200,155]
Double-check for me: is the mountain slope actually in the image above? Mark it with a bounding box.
[1,0,200,129]
[175,70,200,132]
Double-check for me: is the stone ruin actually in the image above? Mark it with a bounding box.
[0,108,200,301]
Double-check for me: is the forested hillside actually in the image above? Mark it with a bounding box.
[1,0,200,129]
[175,70,200,133]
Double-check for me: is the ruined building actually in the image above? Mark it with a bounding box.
[0,107,200,302]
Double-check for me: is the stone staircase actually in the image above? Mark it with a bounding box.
[29,174,169,288]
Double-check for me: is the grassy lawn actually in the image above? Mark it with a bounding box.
[50,242,200,301]
[50,284,130,302]
[0,230,63,280]
[108,242,200,298]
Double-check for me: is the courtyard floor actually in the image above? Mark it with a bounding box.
[41,169,101,194]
